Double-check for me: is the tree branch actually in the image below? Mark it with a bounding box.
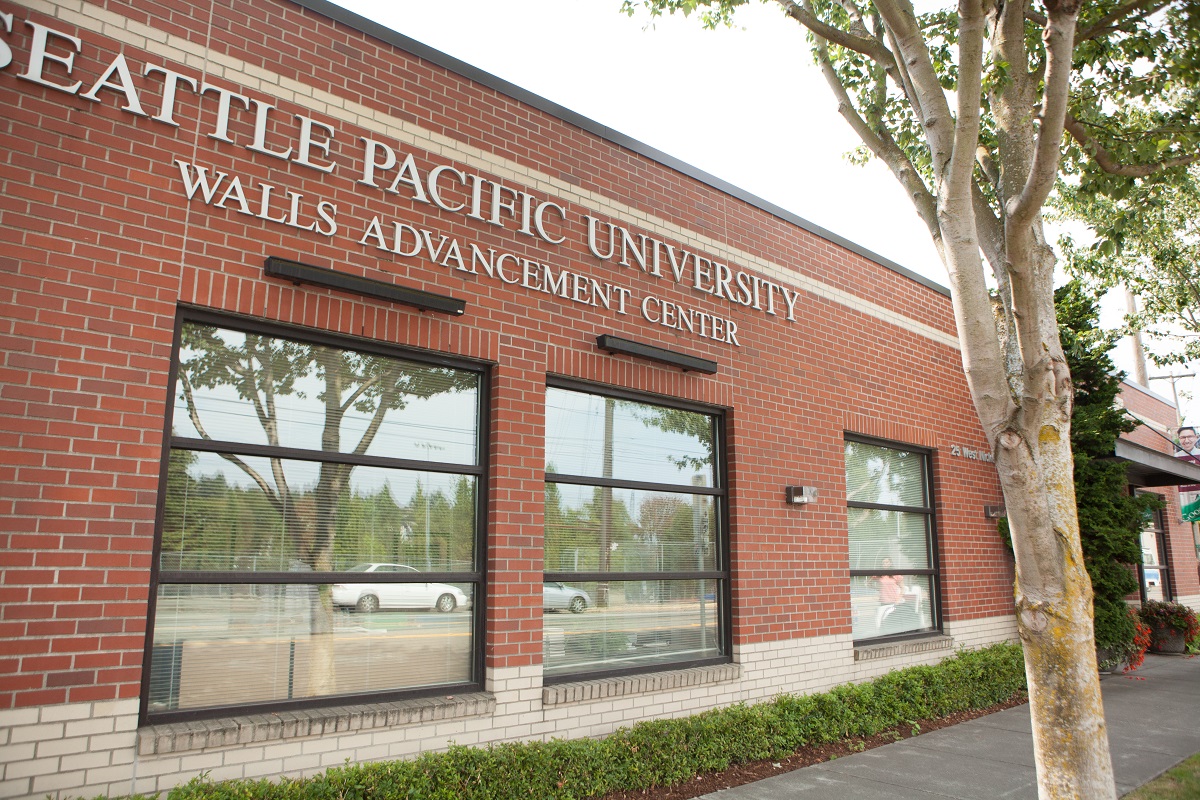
[178,371,283,514]
[879,17,929,132]
[947,0,985,210]
[1007,3,1079,230]
[833,0,873,41]
[773,0,895,63]
[1065,113,1200,177]
[808,21,941,240]
[972,178,1004,271]
[939,0,1013,428]
[351,365,411,458]
[220,453,284,515]
[340,373,379,415]
[872,0,957,178]
[1077,0,1171,43]
[989,0,1035,215]
[179,372,214,443]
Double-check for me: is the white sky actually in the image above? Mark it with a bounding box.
[329,0,1197,427]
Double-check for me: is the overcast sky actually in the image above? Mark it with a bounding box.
[329,0,1197,427]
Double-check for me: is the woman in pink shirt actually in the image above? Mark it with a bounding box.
[875,557,907,604]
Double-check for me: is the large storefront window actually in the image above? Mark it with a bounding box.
[543,385,727,679]
[143,316,484,721]
[845,437,939,641]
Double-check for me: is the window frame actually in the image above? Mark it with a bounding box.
[140,309,489,724]
[1136,496,1172,602]
[844,433,942,644]
[542,377,731,682]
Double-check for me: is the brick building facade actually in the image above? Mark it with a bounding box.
[1,1,1196,797]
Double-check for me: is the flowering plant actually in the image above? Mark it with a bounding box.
[1125,610,1152,671]
[1138,600,1200,641]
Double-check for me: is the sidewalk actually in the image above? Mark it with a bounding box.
[697,654,1199,799]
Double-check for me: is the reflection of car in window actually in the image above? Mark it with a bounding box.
[543,582,591,613]
[332,563,468,613]
[1144,568,1160,587]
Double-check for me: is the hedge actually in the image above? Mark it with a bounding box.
[130,643,1027,800]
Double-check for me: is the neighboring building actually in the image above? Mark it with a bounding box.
[0,1,1196,798]
[1116,382,1200,605]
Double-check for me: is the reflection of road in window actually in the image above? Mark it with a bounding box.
[542,386,727,679]
[147,317,485,720]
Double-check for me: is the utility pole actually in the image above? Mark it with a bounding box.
[415,442,444,570]
[1125,289,1149,386]
[598,397,614,608]
[1147,372,1195,429]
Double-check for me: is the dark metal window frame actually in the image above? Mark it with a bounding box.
[140,307,489,724]
[543,377,731,682]
[845,433,942,645]
[1136,496,1172,602]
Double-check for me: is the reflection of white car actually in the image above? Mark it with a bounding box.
[544,582,591,613]
[1145,568,1160,586]
[332,564,467,613]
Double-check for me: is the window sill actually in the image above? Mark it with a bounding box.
[854,634,953,662]
[543,663,741,706]
[137,692,495,755]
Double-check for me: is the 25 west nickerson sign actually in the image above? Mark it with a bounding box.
[2,13,809,346]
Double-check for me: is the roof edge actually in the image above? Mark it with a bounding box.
[1114,439,1200,487]
[1120,377,1180,410]
[294,0,951,299]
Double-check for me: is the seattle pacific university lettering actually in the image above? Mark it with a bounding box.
[0,12,802,345]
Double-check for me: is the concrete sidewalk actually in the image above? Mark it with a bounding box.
[697,653,1199,799]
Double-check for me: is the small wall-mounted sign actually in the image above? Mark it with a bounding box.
[949,445,995,463]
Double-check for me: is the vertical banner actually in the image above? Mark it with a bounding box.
[1181,489,1200,523]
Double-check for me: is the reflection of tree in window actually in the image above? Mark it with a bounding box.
[632,405,715,477]
[543,386,725,677]
[167,323,476,696]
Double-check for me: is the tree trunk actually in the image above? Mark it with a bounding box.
[1000,420,1115,798]
[937,2,1116,792]
[945,222,1116,798]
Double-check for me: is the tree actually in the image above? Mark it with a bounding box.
[176,323,473,695]
[1056,282,1158,660]
[623,1,1199,795]
[1057,166,1200,367]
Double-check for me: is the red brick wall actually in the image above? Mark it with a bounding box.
[0,0,1012,710]
[1120,381,1176,450]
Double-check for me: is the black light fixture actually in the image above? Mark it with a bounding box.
[595,334,718,374]
[264,257,466,316]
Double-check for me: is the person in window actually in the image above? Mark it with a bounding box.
[873,557,925,633]
[871,557,906,632]
[876,558,906,604]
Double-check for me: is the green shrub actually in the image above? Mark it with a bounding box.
[148,642,1025,800]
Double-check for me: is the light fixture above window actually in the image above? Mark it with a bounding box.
[595,334,718,374]
[265,257,466,316]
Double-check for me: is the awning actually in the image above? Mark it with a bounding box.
[1113,439,1200,488]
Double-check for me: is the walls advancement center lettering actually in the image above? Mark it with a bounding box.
[4,12,813,346]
